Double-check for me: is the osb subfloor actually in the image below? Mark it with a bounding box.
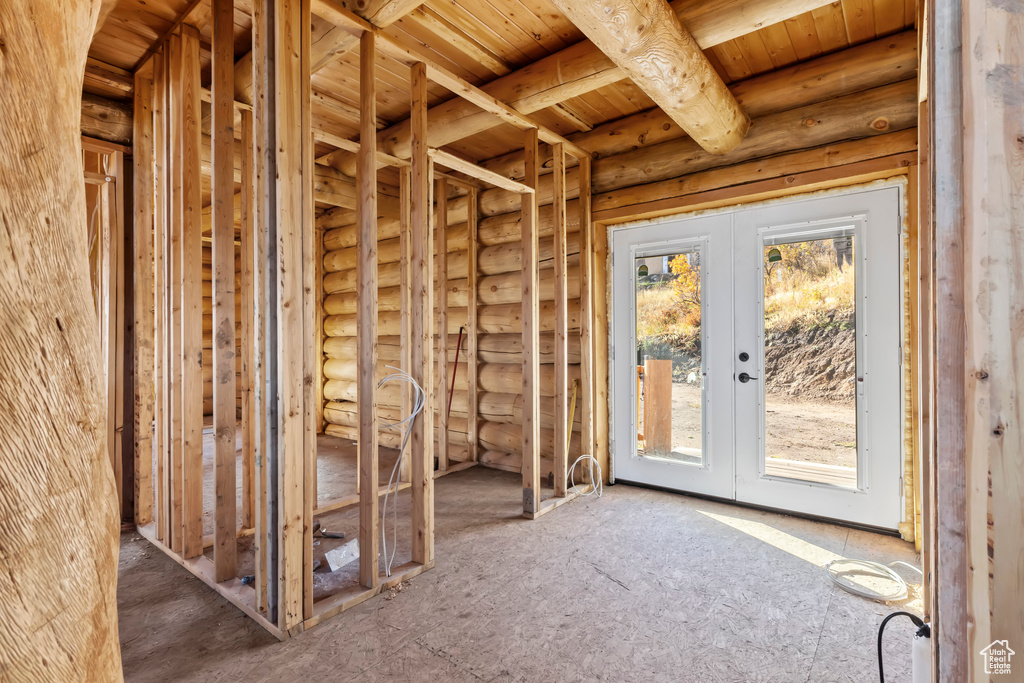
[119,467,922,682]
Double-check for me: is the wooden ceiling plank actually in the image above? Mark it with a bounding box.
[841,0,877,44]
[784,12,825,60]
[873,0,907,35]
[731,31,777,75]
[760,22,800,68]
[810,2,850,52]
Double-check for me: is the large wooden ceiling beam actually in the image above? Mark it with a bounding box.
[334,0,835,173]
[546,0,748,154]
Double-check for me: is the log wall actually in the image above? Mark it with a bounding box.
[318,189,586,475]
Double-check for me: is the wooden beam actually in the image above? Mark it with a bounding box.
[86,57,133,96]
[578,155,594,471]
[428,149,534,194]
[552,143,567,497]
[466,187,479,462]
[399,165,413,481]
[133,69,155,527]
[409,61,435,564]
[240,109,255,530]
[153,49,171,543]
[521,129,541,516]
[357,29,380,590]
[546,0,747,154]
[212,0,237,583]
[313,126,409,167]
[173,26,205,560]
[270,0,311,631]
[250,0,270,617]
[436,177,449,472]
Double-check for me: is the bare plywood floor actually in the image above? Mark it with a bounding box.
[119,468,921,682]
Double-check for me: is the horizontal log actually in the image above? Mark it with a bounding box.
[323,235,581,293]
[478,451,556,477]
[592,129,920,215]
[82,92,132,145]
[324,391,582,430]
[324,361,581,396]
[324,412,579,461]
[323,299,581,336]
[323,333,581,365]
[323,265,582,314]
[323,423,474,463]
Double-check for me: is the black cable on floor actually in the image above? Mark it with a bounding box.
[877,610,927,682]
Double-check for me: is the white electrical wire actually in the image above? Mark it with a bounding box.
[567,454,603,498]
[377,366,425,577]
[824,558,922,602]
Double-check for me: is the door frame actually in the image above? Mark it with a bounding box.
[606,183,906,530]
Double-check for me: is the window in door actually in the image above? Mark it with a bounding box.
[761,233,858,488]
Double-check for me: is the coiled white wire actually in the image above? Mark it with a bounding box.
[377,366,425,577]
[567,454,603,497]
[824,559,922,602]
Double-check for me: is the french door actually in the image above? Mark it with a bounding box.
[610,187,903,530]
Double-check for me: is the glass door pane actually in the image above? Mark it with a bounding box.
[634,249,704,466]
[762,235,858,488]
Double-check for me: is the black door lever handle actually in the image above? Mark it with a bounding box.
[738,372,758,383]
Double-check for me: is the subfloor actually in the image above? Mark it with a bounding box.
[119,468,922,682]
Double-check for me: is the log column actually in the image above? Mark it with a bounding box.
[0,0,122,678]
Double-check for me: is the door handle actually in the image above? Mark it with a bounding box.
[737,372,758,383]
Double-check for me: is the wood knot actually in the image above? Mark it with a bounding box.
[871,117,890,131]
[975,370,989,380]
[803,117,817,127]
[993,425,1004,437]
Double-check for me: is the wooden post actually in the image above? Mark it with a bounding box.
[643,358,672,454]
[521,128,540,516]
[167,27,204,558]
[271,0,313,631]
[436,177,449,471]
[240,109,255,531]
[300,0,316,623]
[937,0,1024,673]
[399,166,412,482]
[578,156,594,468]
[552,143,567,497]
[357,28,380,590]
[250,0,270,616]
[153,48,170,542]
[465,187,479,462]
[180,24,204,561]
[168,32,184,553]
[211,0,238,582]
[133,67,155,526]
[930,0,967,675]
[410,61,435,564]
